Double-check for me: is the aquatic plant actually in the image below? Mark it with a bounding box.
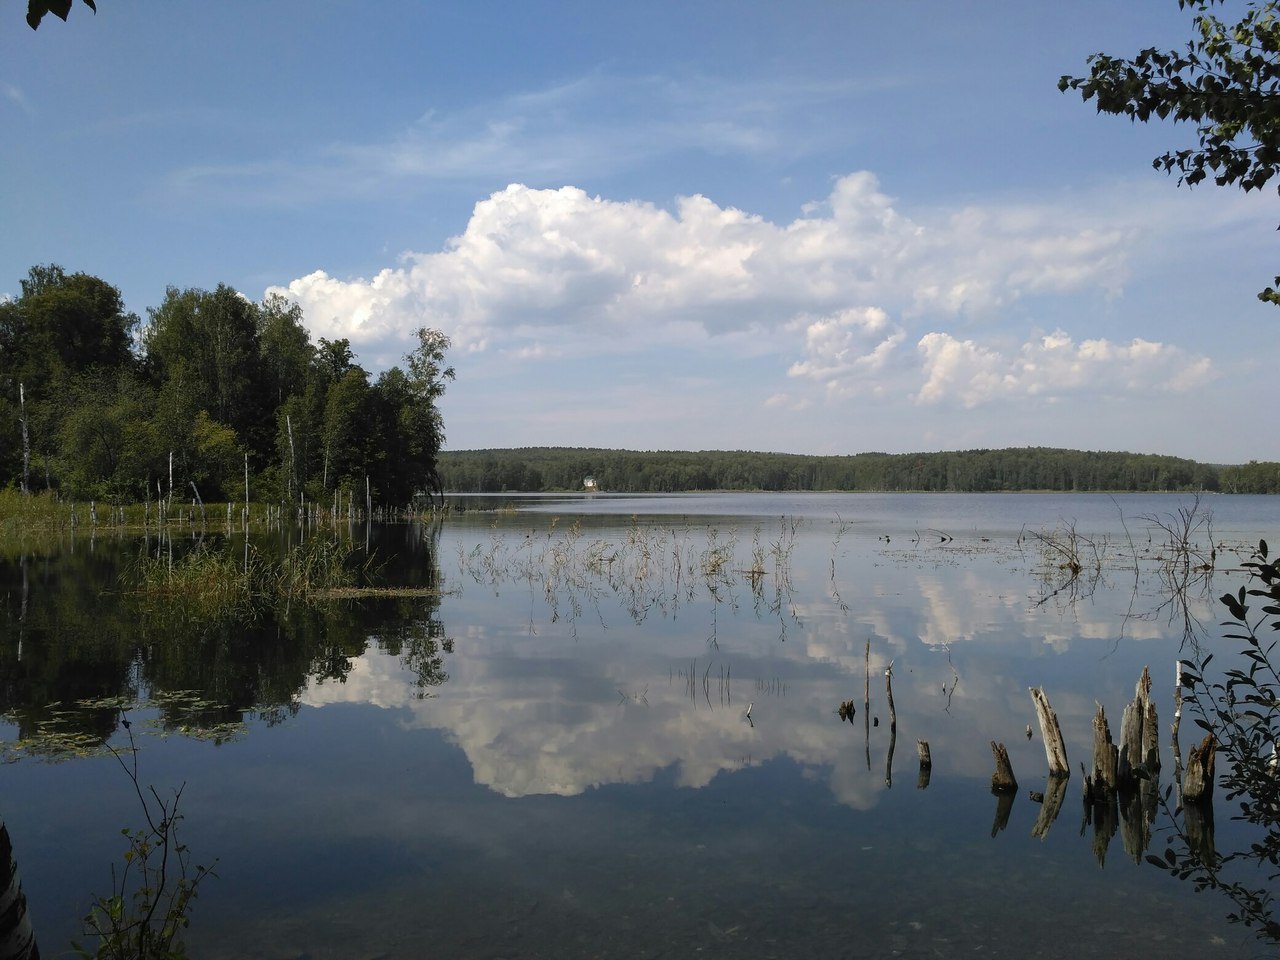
[130,533,370,619]
[73,717,216,960]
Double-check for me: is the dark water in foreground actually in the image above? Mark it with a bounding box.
[3,492,1279,958]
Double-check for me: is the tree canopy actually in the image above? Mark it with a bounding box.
[437,446,1276,494]
[1,264,453,507]
[25,0,94,29]
[1060,0,1280,301]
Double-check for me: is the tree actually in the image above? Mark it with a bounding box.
[142,284,265,459]
[1059,0,1280,301]
[402,327,454,500]
[26,0,94,30]
[4,264,138,395]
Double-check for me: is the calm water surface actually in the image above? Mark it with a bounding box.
[3,492,1280,958]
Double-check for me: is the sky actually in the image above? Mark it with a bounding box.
[3,1,1278,463]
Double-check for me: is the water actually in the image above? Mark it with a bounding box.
[3,492,1279,958]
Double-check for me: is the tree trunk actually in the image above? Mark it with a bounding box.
[990,741,1018,793]
[1184,733,1216,804]
[1029,687,1070,777]
[17,383,29,496]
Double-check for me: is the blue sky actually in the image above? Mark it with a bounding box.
[3,1,1278,462]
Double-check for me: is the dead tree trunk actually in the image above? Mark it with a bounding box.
[1183,733,1216,804]
[1029,687,1069,777]
[18,383,30,496]
[884,661,897,788]
[991,741,1018,793]
[1087,703,1118,802]
[1119,666,1160,790]
[1172,660,1185,802]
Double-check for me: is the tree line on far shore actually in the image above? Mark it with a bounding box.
[1,264,453,507]
[439,446,1280,495]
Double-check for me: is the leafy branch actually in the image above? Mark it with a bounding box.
[73,714,216,960]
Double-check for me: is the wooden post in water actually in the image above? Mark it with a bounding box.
[1029,687,1069,777]
[884,660,898,787]
[1172,660,1186,801]
[916,740,932,790]
[1183,733,1216,804]
[863,639,871,772]
[1119,666,1159,789]
[990,741,1017,793]
[989,750,1017,837]
[1086,703,1118,802]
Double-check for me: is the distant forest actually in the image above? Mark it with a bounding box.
[440,447,1280,494]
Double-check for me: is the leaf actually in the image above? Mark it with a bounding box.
[1146,854,1170,869]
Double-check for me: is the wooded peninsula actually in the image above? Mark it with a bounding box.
[2,265,453,508]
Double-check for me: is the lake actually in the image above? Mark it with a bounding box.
[3,491,1279,959]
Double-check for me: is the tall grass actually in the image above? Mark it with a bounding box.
[131,535,368,619]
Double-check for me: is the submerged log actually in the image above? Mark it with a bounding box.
[990,741,1018,793]
[1029,687,1070,777]
[1183,733,1217,804]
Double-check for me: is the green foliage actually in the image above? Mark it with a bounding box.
[1059,0,1280,302]
[73,722,215,960]
[26,0,95,29]
[131,535,368,621]
[1146,539,1280,942]
[1,264,453,509]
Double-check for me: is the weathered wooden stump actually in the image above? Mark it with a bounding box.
[1119,666,1160,789]
[1087,703,1118,802]
[1029,687,1069,777]
[1183,733,1216,804]
[990,741,1018,793]
[916,739,932,769]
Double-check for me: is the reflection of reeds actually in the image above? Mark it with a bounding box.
[454,518,799,632]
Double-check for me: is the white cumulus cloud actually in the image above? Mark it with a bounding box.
[267,171,1136,383]
[915,329,1215,408]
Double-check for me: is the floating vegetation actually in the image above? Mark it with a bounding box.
[308,585,443,600]
[1,692,245,763]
